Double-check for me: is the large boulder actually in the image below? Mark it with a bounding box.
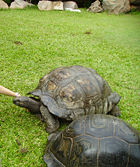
[102,0,131,14]
[38,1,53,10]
[38,1,63,11]
[0,0,8,9]
[53,1,63,10]
[10,0,33,9]
[63,1,78,9]
[87,0,103,13]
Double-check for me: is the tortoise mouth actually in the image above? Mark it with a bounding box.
[13,99,24,106]
[13,96,41,114]
[13,96,30,108]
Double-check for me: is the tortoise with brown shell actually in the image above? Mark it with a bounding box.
[43,114,140,167]
[13,66,121,133]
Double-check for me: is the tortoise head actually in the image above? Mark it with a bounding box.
[13,96,30,108]
[13,96,41,114]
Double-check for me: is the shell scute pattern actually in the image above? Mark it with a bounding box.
[76,73,103,101]
[49,67,110,116]
[51,134,73,166]
[85,115,114,138]
[129,144,140,166]
[58,82,85,109]
[70,136,98,167]
[113,119,140,144]
[30,66,121,121]
[63,118,85,138]
[44,115,140,167]
[50,68,72,83]
[99,137,129,167]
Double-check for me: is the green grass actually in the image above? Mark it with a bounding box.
[0,7,140,167]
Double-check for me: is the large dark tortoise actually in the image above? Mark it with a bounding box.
[13,66,121,133]
[44,114,140,167]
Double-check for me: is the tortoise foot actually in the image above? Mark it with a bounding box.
[109,106,121,117]
[45,121,60,134]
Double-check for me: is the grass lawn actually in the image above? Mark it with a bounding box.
[0,7,140,167]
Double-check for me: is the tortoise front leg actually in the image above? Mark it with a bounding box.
[40,105,60,133]
[109,105,121,117]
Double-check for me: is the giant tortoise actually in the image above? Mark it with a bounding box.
[43,114,140,167]
[13,66,121,133]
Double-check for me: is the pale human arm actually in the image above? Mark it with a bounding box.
[0,86,20,97]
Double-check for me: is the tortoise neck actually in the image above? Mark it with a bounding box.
[27,97,41,114]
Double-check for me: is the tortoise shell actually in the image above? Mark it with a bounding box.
[29,66,120,120]
[43,114,140,167]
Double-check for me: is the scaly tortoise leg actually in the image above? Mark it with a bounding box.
[40,105,60,133]
[109,106,121,117]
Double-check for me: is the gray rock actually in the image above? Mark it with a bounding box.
[102,0,130,14]
[38,1,53,10]
[53,1,63,10]
[87,0,103,13]
[63,1,78,10]
[38,1,63,11]
[10,0,33,9]
[65,8,81,12]
[0,0,8,9]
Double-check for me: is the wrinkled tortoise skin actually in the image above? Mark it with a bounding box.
[43,114,140,167]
